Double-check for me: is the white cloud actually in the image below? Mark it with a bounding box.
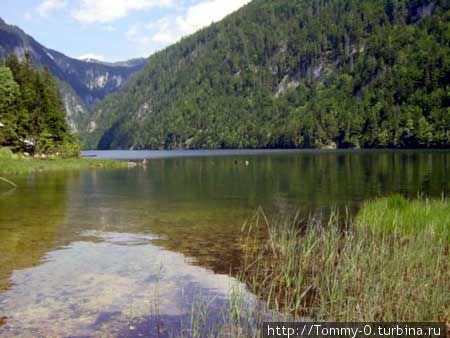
[126,24,141,39]
[175,0,251,36]
[126,0,250,55]
[126,24,154,55]
[151,18,177,44]
[71,0,174,24]
[103,25,116,32]
[24,12,33,21]
[76,53,107,62]
[37,0,68,17]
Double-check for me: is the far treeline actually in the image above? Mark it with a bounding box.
[86,0,450,150]
[0,55,79,156]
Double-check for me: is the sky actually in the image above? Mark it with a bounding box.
[0,0,251,62]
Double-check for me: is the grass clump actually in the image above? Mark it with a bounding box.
[179,288,264,338]
[241,198,449,321]
[0,147,18,160]
[356,194,449,242]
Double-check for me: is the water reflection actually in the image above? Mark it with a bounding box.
[0,231,256,337]
[0,151,449,336]
[0,172,73,292]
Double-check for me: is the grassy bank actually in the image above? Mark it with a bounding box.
[0,148,126,175]
[0,158,127,175]
[240,196,449,322]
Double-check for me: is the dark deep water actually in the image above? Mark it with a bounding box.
[0,150,449,336]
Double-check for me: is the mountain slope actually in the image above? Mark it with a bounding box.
[87,0,449,150]
[0,18,146,132]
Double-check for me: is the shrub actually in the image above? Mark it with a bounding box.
[0,147,14,159]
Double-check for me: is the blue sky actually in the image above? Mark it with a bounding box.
[0,0,250,62]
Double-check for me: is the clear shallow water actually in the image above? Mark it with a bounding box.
[1,150,449,336]
[0,231,257,337]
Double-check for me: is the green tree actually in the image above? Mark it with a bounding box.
[1,55,79,156]
[0,65,19,145]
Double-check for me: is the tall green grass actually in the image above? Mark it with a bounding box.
[356,194,449,241]
[0,157,127,175]
[177,288,264,338]
[240,197,449,321]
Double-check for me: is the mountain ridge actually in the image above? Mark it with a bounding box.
[0,18,146,133]
[86,0,450,150]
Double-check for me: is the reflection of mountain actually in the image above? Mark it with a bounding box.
[1,151,449,296]
[0,231,257,337]
[1,151,450,335]
[58,151,450,274]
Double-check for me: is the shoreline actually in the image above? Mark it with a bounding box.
[0,157,127,175]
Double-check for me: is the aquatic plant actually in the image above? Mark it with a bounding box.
[178,286,276,338]
[240,199,449,321]
[172,197,449,337]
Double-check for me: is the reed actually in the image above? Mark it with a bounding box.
[177,287,273,338]
[240,197,449,321]
[158,197,449,336]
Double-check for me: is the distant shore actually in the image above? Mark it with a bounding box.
[82,148,450,161]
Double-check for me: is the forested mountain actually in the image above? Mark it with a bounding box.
[0,55,78,155]
[0,18,146,133]
[86,0,450,150]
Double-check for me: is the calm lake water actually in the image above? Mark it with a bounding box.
[0,150,449,337]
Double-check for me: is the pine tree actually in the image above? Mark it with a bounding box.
[1,55,78,155]
[0,65,19,145]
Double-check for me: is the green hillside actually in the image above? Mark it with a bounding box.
[86,0,450,150]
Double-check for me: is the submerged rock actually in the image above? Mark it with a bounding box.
[0,316,7,327]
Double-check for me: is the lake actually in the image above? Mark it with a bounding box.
[0,150,449,336]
